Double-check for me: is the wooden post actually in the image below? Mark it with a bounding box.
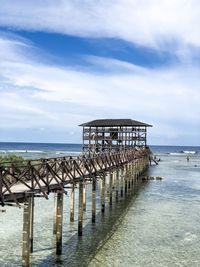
[56,192,63,255]
[29,195,34,253]
[128,164,131,192]
[115,169,119,202]
[22,198,31,267]
[109,172,113,206]
[131,161,134,188]
[92,177,96,223]
[124,165,128,195]
[133,160,136,179]
[78,181,83,236]
[70,186,75,222]
[83,182,86,212]
[101,174,105,213]
[53,192,57,235]
[120,168,124,197]
[135,160,137,179]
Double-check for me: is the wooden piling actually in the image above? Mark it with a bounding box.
[109,172,113,206]
[78,181,83,236]
[101,174,105,213]
[56,192,63,255]
[128,164,131,191]
[120,168,124,197]
[83,182,86,212]
[70,186,75,222]
[53,192,57,235]
[22,197,31,267]
[131,161,134,187]
[29,195,34,253]
[124,166,128,195]
[115,170,119,202]
[92,177,96,223]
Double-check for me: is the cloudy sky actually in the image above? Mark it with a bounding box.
[0,0,200,145]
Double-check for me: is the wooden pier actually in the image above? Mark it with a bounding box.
[0,119,153,266]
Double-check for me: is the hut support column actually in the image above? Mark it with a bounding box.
[92,177,96,223]
[101,174,105,213]
[70,186,75,222]
[78,181,83,236]
[22,197,31,267]
[56,192,63,255]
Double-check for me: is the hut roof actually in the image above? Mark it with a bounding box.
[79,119,152,127]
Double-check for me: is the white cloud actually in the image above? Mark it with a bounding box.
[0,34,200,144]
[0,0,200,53]
[0,5,200,145]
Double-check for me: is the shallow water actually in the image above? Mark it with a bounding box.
[0,147,200,266]
[0,174,145,267]
[89,153,200,267]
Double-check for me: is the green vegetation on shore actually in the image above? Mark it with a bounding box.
[0,154,24,164]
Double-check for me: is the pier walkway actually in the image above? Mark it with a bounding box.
[0,147,150,205]
[0,118,153,267]
[0,147,150,267]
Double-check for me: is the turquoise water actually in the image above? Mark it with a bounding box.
[89,153,200,267]
[0,144,200,266]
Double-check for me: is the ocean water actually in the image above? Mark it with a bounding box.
[0,143,200,267]
[0,142,82,159]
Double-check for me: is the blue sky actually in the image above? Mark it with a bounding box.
[0,0,200,145]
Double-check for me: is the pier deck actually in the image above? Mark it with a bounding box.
[0,118,153,267]
[0,147,150,205]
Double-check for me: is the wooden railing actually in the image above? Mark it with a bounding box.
[0,147,150,206]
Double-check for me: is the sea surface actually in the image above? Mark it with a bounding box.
[0,143,200,267]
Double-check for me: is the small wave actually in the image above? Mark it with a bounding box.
[0,150,45,153]
[55,151,68,154]
[168,153,183,155]
[168,151,197,155]
[182,150,196,154]
[56,151,81,155]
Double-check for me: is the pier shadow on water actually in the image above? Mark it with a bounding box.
[31,178,148,267]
